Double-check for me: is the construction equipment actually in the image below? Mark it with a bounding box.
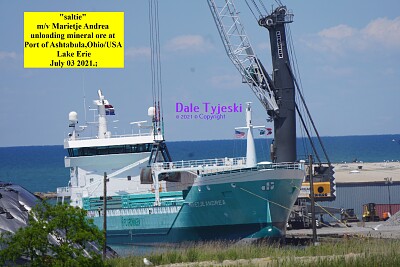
[341,209,359,223]
[362,203,380,222]
[287,199,323,229]
[298,166,336,201]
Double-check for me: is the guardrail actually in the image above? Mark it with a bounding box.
[152,158,304,171]
[152,157,248,171]
[65,132,163,141]
[257,162,305,170]
[56,186,71,196]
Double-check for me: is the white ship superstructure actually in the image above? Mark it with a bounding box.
[58,90,163,207]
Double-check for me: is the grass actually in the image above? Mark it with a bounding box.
[106,238,400,266]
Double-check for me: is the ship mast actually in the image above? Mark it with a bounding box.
[95,90,110,139]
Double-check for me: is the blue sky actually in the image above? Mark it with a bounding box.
[1,0,399,147]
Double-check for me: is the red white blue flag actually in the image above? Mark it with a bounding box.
[235,130,245,138]
[105,104,115,115]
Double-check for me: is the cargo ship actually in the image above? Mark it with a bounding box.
[57,90,305,244]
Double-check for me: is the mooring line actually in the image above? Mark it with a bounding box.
[239,184,349,228]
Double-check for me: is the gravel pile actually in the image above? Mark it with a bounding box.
[383,210,400,226]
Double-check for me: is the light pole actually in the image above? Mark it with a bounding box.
[384,177,393,216]
[103,172,108,260]
[309,155,317,245]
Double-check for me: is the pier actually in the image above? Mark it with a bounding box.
[34,191,59,200]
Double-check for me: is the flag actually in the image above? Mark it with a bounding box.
[260,128,272,136]
[235,130,245,138]
[105,104,115,115]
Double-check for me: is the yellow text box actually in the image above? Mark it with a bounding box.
[24,12,124,68]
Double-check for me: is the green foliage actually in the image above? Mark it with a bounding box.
[0,202,105,266]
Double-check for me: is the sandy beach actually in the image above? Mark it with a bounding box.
[333,161,400,183]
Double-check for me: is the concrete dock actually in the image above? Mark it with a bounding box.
[287,221,400,239]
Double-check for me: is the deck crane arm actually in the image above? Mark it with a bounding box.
[208,1,336,201]
[207,0,279,114]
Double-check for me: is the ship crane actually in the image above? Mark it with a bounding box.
[208,0,296,163]
[207,0,279,114]
[208,0,336,201]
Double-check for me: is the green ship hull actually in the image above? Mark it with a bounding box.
[88,167,304,245]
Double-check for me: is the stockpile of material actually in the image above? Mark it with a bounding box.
[383,210,400,226]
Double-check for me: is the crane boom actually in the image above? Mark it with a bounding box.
[207,0,279,112]
[208,0,336,200]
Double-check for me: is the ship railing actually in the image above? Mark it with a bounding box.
[257,162,305,171]
[152,158,304,172]
[56,186,71,197]
[152,157,248,171]
[65,132,155,141]
[87,205,181,218]
[198,162,304,177]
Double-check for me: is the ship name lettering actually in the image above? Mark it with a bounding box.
[121,217,140,228]
[189,199,226,208]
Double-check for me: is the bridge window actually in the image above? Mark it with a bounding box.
[67,144,152,157]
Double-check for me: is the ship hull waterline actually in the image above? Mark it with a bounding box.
[91,169,304,245]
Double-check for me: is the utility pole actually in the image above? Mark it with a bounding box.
[103,172,107,260]
[384,177,393,216]
[309,155,317,244]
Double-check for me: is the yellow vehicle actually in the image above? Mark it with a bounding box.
[362,203,380,222]
[298,165,336,201]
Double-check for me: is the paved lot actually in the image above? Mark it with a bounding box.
[287,221,400,239]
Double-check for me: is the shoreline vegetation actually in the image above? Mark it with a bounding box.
[106,238,400,267]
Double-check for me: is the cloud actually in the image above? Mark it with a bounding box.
[362,17,400,47]
[304,16,400,55]
[165,35,213,52]
[318,24,355,39]
[0,51,18,61]
[125,46,151,59]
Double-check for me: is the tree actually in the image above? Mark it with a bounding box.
[0,202,105,266]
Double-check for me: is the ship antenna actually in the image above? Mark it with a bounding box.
[82,71,88,123]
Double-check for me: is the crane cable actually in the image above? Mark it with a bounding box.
[285,24,311,159]
[245,0,271,22]
[287,23,332,164]
[257,0,269,15]
[245,0,259,21]
[148,0,164,138]
[250,0,263,17]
